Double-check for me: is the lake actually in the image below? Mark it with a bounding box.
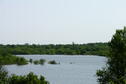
[5,55,106,84]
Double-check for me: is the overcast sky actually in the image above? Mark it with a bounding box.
[0,0,126,44]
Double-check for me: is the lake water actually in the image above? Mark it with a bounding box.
[5,55,106,84]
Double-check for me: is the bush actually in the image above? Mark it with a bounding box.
[9,72,49,84]
[0,54,28,65]
[16,57,28,65]
[34,60,39,65]
[33,59,46,65]
[0,66,8,84]
[48,60,57,64]
[0,66,49,84]
[29,59,33,63]
[39,59,46,65]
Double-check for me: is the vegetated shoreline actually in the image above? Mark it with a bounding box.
[0,42,109,56]
[0,54,28,65]
[0,42,109,65]
[16,54,105,57]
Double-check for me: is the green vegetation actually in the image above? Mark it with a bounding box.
[0,53,28,65]
[29,59,33,63]
[0,48,28,65]
[34,60,40,65]
[2,27,126,84]
[33,59,46,65]
[48,60,57,64]
[33,59,58,65]
[0,42,109,56]
[0,66,49,84]
[39,59,46,65]
[9,72,49,84]
[97,27,126,84]
[0,66,8,84]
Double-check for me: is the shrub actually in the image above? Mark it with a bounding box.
[29,59,33,64]
[0,66,8,84]
[33,59,46,65]
[34,60,39,65]
[48,60,57,64]
[9,72,49,84]
[0,54,28,65]
[39,59,46,65]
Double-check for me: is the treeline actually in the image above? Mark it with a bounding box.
[0,42,109,56]
[0,42,109,65]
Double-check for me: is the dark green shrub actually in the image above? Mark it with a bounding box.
[39,59,46,65]
[9,72,49,84]
[29,59,33,64]
[34,60,39,65]
[0,66,8,84]
[48,60,57,64]
[33,59,46,65]
[0,66,49,84]
[16,57,28,65]
[0,54,28,65]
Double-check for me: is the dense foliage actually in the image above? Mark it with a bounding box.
[9,72,49,84]
[33,59,46,65]
[0,53,28,65]
[97,27,126,84]
[0,66,49,84]
[0,66,8,84]
[0,43,109,56]
[48,60,57,64]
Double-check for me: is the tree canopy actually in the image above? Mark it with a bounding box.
[97,27,126,84]
[0,43,109,56]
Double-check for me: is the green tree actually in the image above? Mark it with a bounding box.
[0,66,8,84]
[97,27,126,84]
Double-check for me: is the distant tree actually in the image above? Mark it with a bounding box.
[97,27,126,84]
[0,42,109,56]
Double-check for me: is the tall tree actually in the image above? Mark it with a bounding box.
[97,27,126,84]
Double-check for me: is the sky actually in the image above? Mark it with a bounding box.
[0,0,126,44]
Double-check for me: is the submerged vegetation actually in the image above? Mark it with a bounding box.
[48,60,57,64]
[33,59,58,65]
[33,59,46,65]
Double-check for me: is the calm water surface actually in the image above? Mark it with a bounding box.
[5,55,106,84]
